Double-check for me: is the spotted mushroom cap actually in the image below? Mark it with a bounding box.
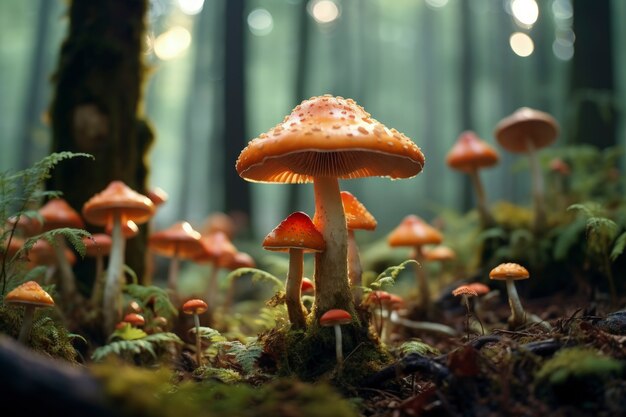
[236,95,425,183]
[5,280,55,308]
[320,309,352,327]
[446,131,499,172]
[149,221,203,259]
[182,299,208,315]
[489,262,530,281]
[388,215,443,247]
[39,198,85,231]
[340,191,377,231]
[263,212,326,253]
[82,181,155,227]
[494,107,559,154]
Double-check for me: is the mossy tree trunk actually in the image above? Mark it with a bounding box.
[48,0,154,288]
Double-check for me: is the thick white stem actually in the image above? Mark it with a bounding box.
[505,278,526,328]
[103,213,126,334]
[312,177,355,320]
[526,139,547,232]
[18,305,36,344]
[286,248,307,329]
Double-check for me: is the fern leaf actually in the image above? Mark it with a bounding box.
[196,326,227,343]
[124,284,178,319]
[398,339,441,357]
[369,259,418,290]
[610,232,626,261]
[225,267,283,292]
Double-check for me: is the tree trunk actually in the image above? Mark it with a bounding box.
[48,0,154,287]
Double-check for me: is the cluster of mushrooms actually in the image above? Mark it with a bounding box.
[2,94,559,369]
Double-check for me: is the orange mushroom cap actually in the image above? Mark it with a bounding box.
[467,282,490,296]
[200,212,237,239]
[82,181,154,226]
[446,130,499,173]
[236,95,425,184]
[494,107,559,154]
[340,191,377,231]
[149,221,203,259]
[83,234,113,257]
[262,212,326,253]
[5,280,55,308]
[366,290,391,305]
[123,313,145,326]
[146,187,169,207]
[320,309,352,326]
[28,239,76,266]
[452,285,478,297]
[182,299,208,315]
[422,245,456,261]
[1,236,25,261]
[39,198,84,231]
[388,215,443,247]
[301,277,315,294]
[489,262,529,281]
[194,231,237,265]
[6,214,43,237]
[105,218,139,239]
[222,251,256,270]
[388,294,405,309]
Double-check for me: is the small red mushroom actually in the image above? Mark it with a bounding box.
[182,298,208,366]
[320,309,352,372]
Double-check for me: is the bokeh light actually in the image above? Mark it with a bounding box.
[247,8,273,36]
[177,0,204,15]
[425,0,449,8]
[310,0,340,24]
[509,32,534,57]
[153,27,192,61]
[511,0,539,26]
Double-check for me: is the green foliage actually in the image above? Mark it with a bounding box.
[124,284,178,322]
[535,347,624,385]
[397,339,441,357]
[213,338,265,375]
[610,232,626,261]
[368,259,418,291]
[225,267,284,293]
[91,332,182,363]
[196,326,227,343]
[195,366,243,383]
[110,322,148,341]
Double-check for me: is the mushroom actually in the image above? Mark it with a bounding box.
[28,238,77,284]
[182,298,208,366]
[319,308,352,372]
[422,245,456,281]
[38,198,85,305]
[365,290,391,340]
[236,95,424,322]
[200,212,237,240]
[4,280,55,344]
[340,191,377,303]
[452,284,479,338]
[489,262,530,329]
[122,312,146,327]
[301,277,315,295]
[146,187,169,207]
[105,218,139,239]
[193,231,237,322]
[82,181,155,333]
[387,215,443,315]
[263,212,325,329]
[83,233,112,305]
[148,221,203,294]
[446,131,499,228]
[494,108,559,232]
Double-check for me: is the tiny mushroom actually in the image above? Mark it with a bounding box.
[82,181,155,333]
[388,215,443,315]
[39,198,85,305]
[301,277,315,295]
[319,308,352,372]
[148,221,204,293]
[236,95,424,321]
[340,191,377,302]
[123,312,146,327]
[489,262,530,329]
[452,285,479,338]
[446,131,499,227]
[494,108,559,232]
[5,280,55,344]
[182,298,208,366]
[263,212,325,329]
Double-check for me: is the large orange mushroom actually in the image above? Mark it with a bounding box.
[263,211,325,329]
[236,95,424,321]
[446,131,499,228]
[82,181,155,333]
[494,108,559,232]
[388,215,443,314]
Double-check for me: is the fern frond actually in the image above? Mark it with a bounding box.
[196,326,227,343]
[124,284,178,320]
[397,339,441,357]
[225,267,284,292]
[610,232,626,261]
[92,332,182,362]
[369,259,418,290]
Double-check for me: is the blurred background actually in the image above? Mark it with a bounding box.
[1,0,625,241]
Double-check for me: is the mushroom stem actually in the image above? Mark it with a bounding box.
[286,248,307,329]
[312,176,355,321]
[52,235,78,305]
[333,324,344,369]
[389,311,458,337]
[505,278,526,328]
[193,313,202,366]
[167,254,180,293]
[347,230,363,304]
[526,139,547,232]
[17,305,36,344]
[90,254,104,305]
[468,169,496,228]
[103,213,126,334]
[205,263,219,324]
[412,246,430,314]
